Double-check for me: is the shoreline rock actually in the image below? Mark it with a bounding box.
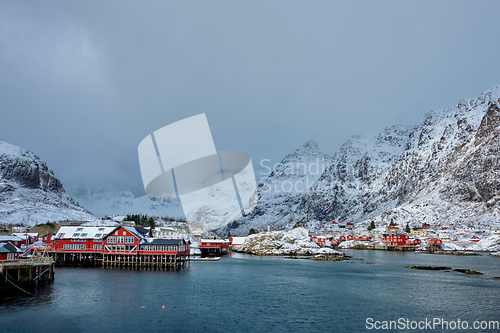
[405,265,451,270]
[452,268,483,275]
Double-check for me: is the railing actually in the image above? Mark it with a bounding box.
[0,257,53,266]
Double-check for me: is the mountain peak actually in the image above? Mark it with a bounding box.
[0,139,96,225]
[302,140,318,150]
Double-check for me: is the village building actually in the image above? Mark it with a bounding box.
[385,226,400,235]
[153,227,178,238]
[421,223,431,229]
[0,242,23,262]
[346,222,354,230]
[49,225,189,268]
[428,238,443,245]
[383,234,408,246]
[427,238,443,250]
[199,239,230,257]
[405,238,422,246]
[12,224,28,233]
[0,235,23,248]
[410,228,425,236]
[469,236,480,242]
[229,237,247,246]
[12,232,39,245]
[310,236,327,247]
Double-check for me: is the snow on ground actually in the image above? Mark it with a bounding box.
[236,231,343,256]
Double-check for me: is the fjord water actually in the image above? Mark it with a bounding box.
[1,251,499,333]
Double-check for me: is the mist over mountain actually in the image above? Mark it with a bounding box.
[70,187,184,219]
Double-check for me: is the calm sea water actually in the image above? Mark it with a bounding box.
[1,250,499,333]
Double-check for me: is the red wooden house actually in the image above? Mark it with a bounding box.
[383,234,408,246]
[428,238,443,245]
[139,239,189,256]
[0,242,22,262]
[199,239,230,249]
[406,238,421,246]
[469,236,480,242]
[53,225,190,257]
[12,232,39,245]
[361,235,371,240]
[311,236,326,246]
[102,226,145,254]
[54,226,116,253]
[0,235,23,248]
[199,239,229,257]
[42,233,55,247]
[338,235,346,242]
[346,235,354,240]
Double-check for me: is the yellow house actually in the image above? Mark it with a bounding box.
[410,228,426,236]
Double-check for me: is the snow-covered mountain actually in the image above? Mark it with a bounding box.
[0,140,97,225]
[218,140,333,234]
[219,85,500,235]
[70,187,184,219]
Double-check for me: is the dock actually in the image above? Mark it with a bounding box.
[0,256,55,291]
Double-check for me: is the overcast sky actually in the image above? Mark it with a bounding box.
[1,0,499,196]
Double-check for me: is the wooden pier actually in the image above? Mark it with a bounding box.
[51,252,189,270]
[0,256,55,291]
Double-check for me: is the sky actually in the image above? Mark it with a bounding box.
[1,0,499,196]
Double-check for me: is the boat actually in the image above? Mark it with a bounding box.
[190,257,220,261]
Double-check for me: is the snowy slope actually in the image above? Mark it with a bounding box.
[219,85,500,235]
[0,140,97,225]
[70,187,185,219]
[218,140,333,235]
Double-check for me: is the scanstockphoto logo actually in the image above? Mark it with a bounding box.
[138,114,258,231]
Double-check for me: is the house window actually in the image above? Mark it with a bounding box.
[115,231,118,235]
[95,233,102,238]
[72,233,80,238]
[123,231,126,235]
[80,233,87,238]
[98,228,104,231]
[76,228,83,232]
[58,233,65,238]
[108,236,116,244]
[7,253,14,260]
[117,236,124,243]
[125,237,134,244]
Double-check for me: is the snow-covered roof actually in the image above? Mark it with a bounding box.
[230,237,247,245]
[122,226,147,240]
[0,235,23,242]
[55,226,117,239]
[200,239,229,243]
[141,239,185,245]
[0,242,22,253]
[12,232,39,237]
